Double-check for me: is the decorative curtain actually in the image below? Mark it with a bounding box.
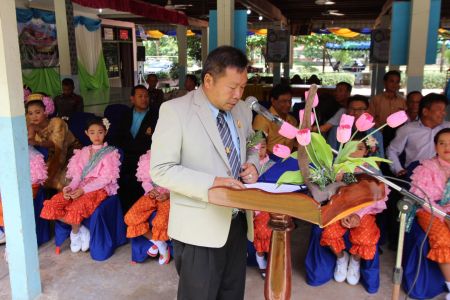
[74,17,109,91]
[17,8,109,94]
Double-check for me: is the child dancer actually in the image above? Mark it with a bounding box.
[410,128,450,299]
[0,146,48,244]
[320,134,388,285]
[250,132,275,278]
[124,150,171,265]
[40,117,120,253]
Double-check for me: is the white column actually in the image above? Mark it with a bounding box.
[177,25,187,88]
[0,1,42,299]
[406,0,431,92]
[54,0,72,76]
[217,0,234,46]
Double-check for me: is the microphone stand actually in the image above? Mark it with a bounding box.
[328,148,448,300]
[247,99,448,300]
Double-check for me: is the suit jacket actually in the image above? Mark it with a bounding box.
[113,104,159,174]
[150,87,260,248]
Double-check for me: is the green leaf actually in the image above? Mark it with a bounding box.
[308,132,333,169]
[276,171,304,186]
[335,141,359,164]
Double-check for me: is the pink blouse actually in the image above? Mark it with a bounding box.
[136,150,169,195]
[29,146,48,185]
[66,143,121,195]
[410,157,450,221]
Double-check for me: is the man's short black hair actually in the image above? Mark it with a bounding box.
[347,95,369,108]
[383,70,401,81]
[62,78,74,87]
[419,93,448,118]
[270,84,292,100]
[336,81,352,93]
[131,84,148,96]
[146,73,158,80]
[201,46,248,83]
[406,91,422,102]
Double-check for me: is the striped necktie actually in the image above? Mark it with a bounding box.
[216,110,241,179]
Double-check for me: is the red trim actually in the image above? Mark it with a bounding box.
[72,0,189,26]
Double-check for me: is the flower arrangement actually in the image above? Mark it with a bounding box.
[273,95,408,191]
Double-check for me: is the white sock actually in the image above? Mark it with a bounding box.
[256,254,267,269]
[350,255,360,266]
[153,240,167,255]
[337,253,347,263]
[446,281,450,291]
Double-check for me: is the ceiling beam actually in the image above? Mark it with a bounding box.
[188,16,209,28]
[237,0,288,26]
[373,0,393,29]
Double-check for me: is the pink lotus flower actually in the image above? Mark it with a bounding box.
[336,124,352,143]
[355,113,375,131]
[278,122,298,139]
[299,109,315,127]
[296,129,311,146]
[339,114,355,127]
[304,91,319,108]
[42,96,55,115]
[386,111,408,128]
[273,144,291,158]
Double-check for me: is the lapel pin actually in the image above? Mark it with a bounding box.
[237,120,242,128]
[225,147,231,154]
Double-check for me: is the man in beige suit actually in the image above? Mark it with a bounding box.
[151,46,259,300]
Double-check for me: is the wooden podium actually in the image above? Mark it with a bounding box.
[208,174,386,300]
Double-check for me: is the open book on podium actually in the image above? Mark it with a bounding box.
[208,173,386,228]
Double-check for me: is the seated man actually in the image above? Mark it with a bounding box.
[368,70,406,128]
[146,73,164,115]
[253,84,298,155]
[54,78,84,118]
[166,74,198,100]
[314,81,352,134]
[387,93,450,177]
[327,95,384,158]
[111,85,159,212]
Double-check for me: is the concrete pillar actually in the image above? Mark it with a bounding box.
[177,25,187,89]
[371,64,386,97]
[217,0,234,46]
[54,0,79,90]
[201,28,208,66]
[406,0,431,92]
[273,63,281,85]
[0,1,42,299]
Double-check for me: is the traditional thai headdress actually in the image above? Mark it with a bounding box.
[25,93,55,115]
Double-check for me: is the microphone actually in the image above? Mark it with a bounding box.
[245,96,283,126]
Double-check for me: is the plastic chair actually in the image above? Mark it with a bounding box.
[402,218,446,299]
[54,194,127,261]
[67,112,97,146]
[305,225,380,294]
[104,104,131,145]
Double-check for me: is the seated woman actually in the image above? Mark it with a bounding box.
[40,117,121,253]
[0,146,48,244]
[124,150,171,265]
[251,132,276,278]
[409,128,450,298]
[320,134,388,285]
[26,93,81,191]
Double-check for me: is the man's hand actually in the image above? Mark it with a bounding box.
[341,214,361,228]
[155,192,170,202]
[239,163,258,184]
[148,189,160,199]
[213,177,245,189]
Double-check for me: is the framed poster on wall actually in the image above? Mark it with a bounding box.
[266,29,290,63]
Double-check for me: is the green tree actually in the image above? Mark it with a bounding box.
[187,35,202,63]
[246,34,266,66]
